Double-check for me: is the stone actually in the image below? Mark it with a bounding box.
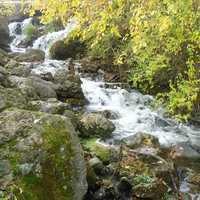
[117,177,132,194]
[89,157,104,175]
[5,59,32,77]
[0,17,10,52]
[123,132,160,149]
[10,49,45,62]
[0,109,87,200]
[79,113,115,138]
[49,38,85,60]
[8,76,57,100]
[29,98,69,114]
[0,87,28,111]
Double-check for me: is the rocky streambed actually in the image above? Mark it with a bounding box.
[0,17,200,200]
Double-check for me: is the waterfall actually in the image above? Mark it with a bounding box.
[32,20,76,57]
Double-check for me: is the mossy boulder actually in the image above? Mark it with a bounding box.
[29,98,69,114]
[49,38,86,60]
[0,87,28,111]
[10,49,45,62]
[81,138,117,164]
[0,109,87,200]
[9,76,57,100]
[5,59,32,77]
[79,113,115,139]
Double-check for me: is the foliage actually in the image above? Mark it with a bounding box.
[0,2,15,16]
[30,0,200,121]
[23,24,38,40]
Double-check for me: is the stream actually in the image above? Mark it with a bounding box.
[9,17,200,199]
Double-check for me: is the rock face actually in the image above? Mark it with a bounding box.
[0,109,87,200]
[79,113,115,138]
[0,17,10,52]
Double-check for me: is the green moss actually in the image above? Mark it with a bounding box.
[39,119,76,200]
[81,138,111,164]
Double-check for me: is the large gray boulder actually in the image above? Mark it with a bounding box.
[0,17,10,52]
[0,109,87,200]
[8,76,57,100]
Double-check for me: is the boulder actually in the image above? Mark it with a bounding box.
[79,113,115,138]
[0,17,10,51]
[53,68,85,101]
[10,49,45,62]
[9,76,57,100]
[0,87,28,111]
[123,132,160,149]
[49,38,85,60]
[29,98,69,114]
[0,109,87,200]
[5,59,32,77]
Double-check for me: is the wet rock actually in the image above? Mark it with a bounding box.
[0,17,10,52]
[0,109,87,200]
[39,72,54,81]
[169,143,200,163]
[29,98,69,114]
[94,184,116,200]
[79,113,115,138]
[10,49,45,62]
[117,177,132,195]
[89,157,104,175]
[53,69,85,101]
[123,132,160,149]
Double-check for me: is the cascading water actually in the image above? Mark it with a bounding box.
[9,18,33,52]
[81,78,200,148]
[33,20,76,57]
[9,18,200,199]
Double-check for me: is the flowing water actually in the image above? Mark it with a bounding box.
[9,18,200,199]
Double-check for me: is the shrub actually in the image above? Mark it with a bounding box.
[23,24,38,40]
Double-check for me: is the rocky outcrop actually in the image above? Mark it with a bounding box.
[0,17,10,52]
[0,109,87,200]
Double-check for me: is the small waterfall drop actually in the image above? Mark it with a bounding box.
[9,18,33,52]
[33,20,76,57]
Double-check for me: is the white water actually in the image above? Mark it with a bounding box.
[9,19,200,198]
[9,18,33,52]
[33,20,76,57]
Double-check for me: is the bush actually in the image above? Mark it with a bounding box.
[23,24,38,40]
